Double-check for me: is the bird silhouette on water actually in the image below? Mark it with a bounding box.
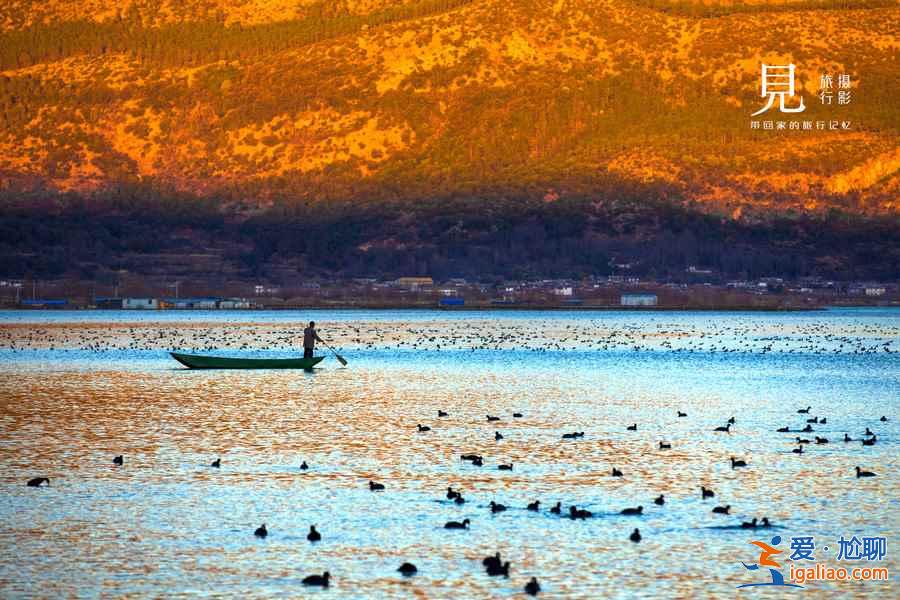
[444,519,470,529]
[254,524,268,537]
[701,486,715,499]
[490,501,507,513]
[397,562,417,576]
[856,466,876,478]
[525,576,541,595]
[210,458,220,468]
[527,500,541,511]
[307,525,321,542]
[302,572,329,587]
[621,506,643,516]
[712,505,730,514]
[26,477,49,487]
[369,481,385,491]
[654,495,665,506]
[630,528,641,543]
[113,455,123,466]
[612,468,623,477]
[731,457,748,468]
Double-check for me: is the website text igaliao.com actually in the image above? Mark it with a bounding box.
[789,563,889,584]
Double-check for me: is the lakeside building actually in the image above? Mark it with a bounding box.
[621,293,658,306]
[395,277,434,290]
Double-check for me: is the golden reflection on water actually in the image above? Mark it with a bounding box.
[0,313,898,598]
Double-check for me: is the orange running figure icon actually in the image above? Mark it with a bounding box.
[750,539,782,568]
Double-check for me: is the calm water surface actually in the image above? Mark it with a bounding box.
[0,308,897,598]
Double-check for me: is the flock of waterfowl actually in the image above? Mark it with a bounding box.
[23,402,886,594]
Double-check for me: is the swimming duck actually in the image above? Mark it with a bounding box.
[741,518,758,529]
[525,576,541,596]
[417,424,431,432]
[792,446,804,454]
[301,572,329,587]
[659,442,671,450]
[654,495,665,506]
[300,461,308,470]
[776,427,790,433]
[612,468,623,477]
[621,506,643,516]
[444,519,470,529]
[447,486,459,500]
[483,552,501,569]
[490,501,507,513]
[856,466,876,478]
[369,481,385,491]
[498,463,513,471]
[796,437,810,444]
[438,410,448,417]
[626,424,637,431]
[527,500,541,511]
[865,427,874,436]
[727,417,736,425]
[701,486,715,499]
[806,416,819,424]
[550,502,562,514]
[397,562,417,576]
[630,528,641,543]
[211,458,220,468]
[862,436,877,446]
[815,437,828,444]
[712,505,730,514]
[486,561,510,577]
[26,477,49,487]
[569,506,592,519]
[254,524,268,537]
[880,416,888,422]
[731,457,748,468]
[495,431,504,440]
[307,525,321,542]
[802,424,814,433]
[714,423,731,433]
[798,406,811,414]
[677,411,687,418]
[843,433,853,442]
[487,415,500,422]
[472,456,484,466]
[113,455,123,466]
[513,413,523,418]
[460,454,481,461]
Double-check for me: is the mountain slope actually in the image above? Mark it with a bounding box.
[0,0,897,214]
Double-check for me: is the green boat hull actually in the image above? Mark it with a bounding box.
[170,352,325,370]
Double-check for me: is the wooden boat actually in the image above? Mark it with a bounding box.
[170,352,324,370]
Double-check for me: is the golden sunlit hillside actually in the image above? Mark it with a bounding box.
[0,0,897,214]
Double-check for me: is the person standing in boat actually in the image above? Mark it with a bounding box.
[303,321,323,359]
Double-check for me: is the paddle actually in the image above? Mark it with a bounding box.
[321,341,348,366]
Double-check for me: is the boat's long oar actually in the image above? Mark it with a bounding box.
[321,341,348,366]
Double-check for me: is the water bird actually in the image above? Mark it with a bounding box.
[562,432,584,439]
[487,415,500,422]
[113,455,123,465]
[677,411,687,417]
[621,506,643,516]
[862,436,877,446]
[454,494,466,505]
[843,433,853,442]
[513,412,523,418]
[760,517,772,528]
[701,486,715,499]
[550,502,561,514]
[727,417,736,425]
[731,457,748,468]
[776,426,790,432]
[307,525,321,542]
[626,423,637,431]
[802,424,814,433]
[865,427,875,436]
[486,560,510,577]
[447,486,460,500]
[525,576,541,596]
[796,437,810,444]
[527,500,541,511]
[210,458,220,468]
[659,441,671,450]
[807,417,819,424]
[880,416,888,422]
[490,501,507,513]
[369,481,385,491]
[460,454,481,461]
[820,417,827,424]
[397,562,417,576]
[444,519,470,529]
[569,506,592,519]
[798,406,811,414]
[472,456,484,466]
[498,463,513,471]
[495,431,503,440]
[815,437,829,444]
[654,495,665,505]
[438,410,448,417]
[712,505,730,514]
[26,477,49,487]
[612,468,623,477]
[254,524,268,537]
[792,446,804,454]
[856,466,876,478]
[300,461,308,470]
[482,553,501,569]
[741,518,758,529]
[301,572,330,587]
[417,424,431,432]
[630,528,641,543]
[714,423,731,433]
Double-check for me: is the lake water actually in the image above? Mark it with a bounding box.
[0,308,897,598]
